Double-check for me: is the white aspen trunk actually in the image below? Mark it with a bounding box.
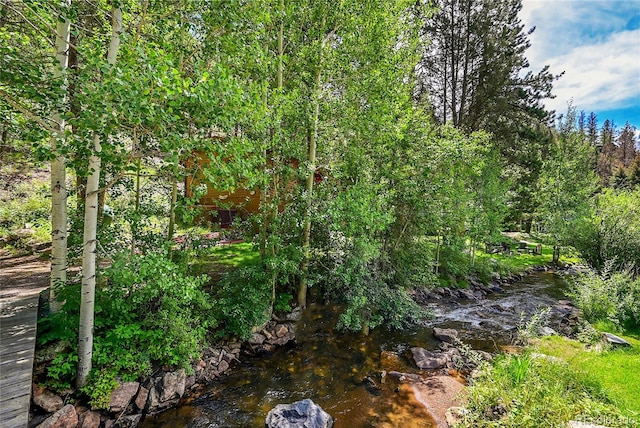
[49,0,71,313]
[77,6,123,389]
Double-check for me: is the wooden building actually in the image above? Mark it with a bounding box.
[184,132,324,227]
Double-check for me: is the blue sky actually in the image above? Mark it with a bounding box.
[520,0,640,131]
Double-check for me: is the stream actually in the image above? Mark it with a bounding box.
[141,271,570,428]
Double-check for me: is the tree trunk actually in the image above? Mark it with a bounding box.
[268,2,285,314]
[49,0,71,313]
[168,174,178,245]
[131,157,141,256]
[77,5,122,389]
[78,134,101,388]
[435,234,441,275]
[298,62,321,309]
[552,244,561,264]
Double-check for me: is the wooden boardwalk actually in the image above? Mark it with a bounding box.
[0,255,49,428]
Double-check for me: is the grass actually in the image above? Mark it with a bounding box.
[207,242,260,267]
[475,237,581,277]
[186,241,260,278]
[461,350,635,427]
[533,332,640,416]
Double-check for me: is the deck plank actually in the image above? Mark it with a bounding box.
[1,255,50,428]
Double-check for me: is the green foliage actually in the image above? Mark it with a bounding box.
[537,107,598,252]
[39,251,214,400]
[461,353,628,427]
[517,308,551,344]
[81,369,119,410]
[46,352,78,391]
[569,264,640,329]
[274,293,293,313]
[212,264,271,340]
[0,177,51,242]
[570,188,640,272]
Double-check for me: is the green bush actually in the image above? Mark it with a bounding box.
[569,265,640,329]
[39,251,215,403]
[570,188,640,272]
[212,264,271,340]
[0,178,51,242]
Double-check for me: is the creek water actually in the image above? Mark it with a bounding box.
[142,271,569,428]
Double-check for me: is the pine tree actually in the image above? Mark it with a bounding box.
[618,122,637,168]
[586,111,598,148]
[597,119,618,185]
[416,0,557,227]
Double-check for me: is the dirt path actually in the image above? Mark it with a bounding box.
[0,252,51,306]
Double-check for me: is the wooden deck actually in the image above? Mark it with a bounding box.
[0,255,50,428]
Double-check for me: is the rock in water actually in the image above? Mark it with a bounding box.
[433,327,459,344]
[266,399,333,428]
[411,347,448,369]
[601,332,632,347]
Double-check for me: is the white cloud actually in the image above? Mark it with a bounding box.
[544,29,640,113]
[520,1,640,116]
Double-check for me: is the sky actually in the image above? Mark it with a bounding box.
[519,0,640,131]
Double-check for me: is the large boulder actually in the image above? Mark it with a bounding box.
[265,399,333,428]
[113,414,142,428]
[411,347,448,369]
[78,410,101,428]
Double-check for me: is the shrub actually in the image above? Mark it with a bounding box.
[0,177,51,242]
[569,264,640,329]
[212,264,271,340]
[38,250,215,402]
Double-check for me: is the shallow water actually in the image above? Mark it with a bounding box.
[142,271,569,428]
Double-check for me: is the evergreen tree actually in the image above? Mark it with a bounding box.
[618,121,637,168]
[597,119,618,185]
[586,111,598,148]
[416,0,557,228]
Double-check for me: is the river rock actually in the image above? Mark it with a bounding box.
[540,327,557,336]
[109,382,139,413]
[134,386,149,411]
[265,399,333,428]
[411,347,448,369]
[217,359,230,374]
[79,410,101,428]
[412,376,467,427]
[433,327,459,344]
[275,324,289,338]
[601,332,632,347]
[160,369,186,402]
[36,404,78,428]
[33,384,64,413]
[249,332,266,345]
[8,228,35,241]
[363,376,381,395]
[387,371,421,382]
